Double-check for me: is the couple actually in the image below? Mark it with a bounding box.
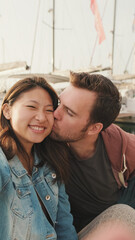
[0,72,135,240]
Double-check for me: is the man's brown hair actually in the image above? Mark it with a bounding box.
[70,71,121,130]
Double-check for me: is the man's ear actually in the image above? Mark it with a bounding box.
[2,103,11,120]
[88,122,103,135]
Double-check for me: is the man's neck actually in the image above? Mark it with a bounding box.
[68,134,99,160]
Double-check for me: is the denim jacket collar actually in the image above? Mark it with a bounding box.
[9,155,27,178]
[9,152,40,178]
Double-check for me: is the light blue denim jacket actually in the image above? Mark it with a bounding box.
[0,147,78,240]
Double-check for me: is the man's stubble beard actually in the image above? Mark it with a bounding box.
[50,126,89,143]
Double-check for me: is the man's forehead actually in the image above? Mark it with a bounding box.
[60,84,96,99]
[60,85,97,109]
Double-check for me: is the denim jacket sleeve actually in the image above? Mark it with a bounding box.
[55,182,78,240]
[0,150,10,191]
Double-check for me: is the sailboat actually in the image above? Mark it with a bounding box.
[0,0,135,122]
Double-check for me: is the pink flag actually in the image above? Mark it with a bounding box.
[90,0,105,44]
[132,14,135,32]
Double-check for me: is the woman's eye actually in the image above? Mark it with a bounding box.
[46,109,54,113]
[27,105,36,109]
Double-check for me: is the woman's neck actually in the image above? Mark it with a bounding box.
[17,151,34,175]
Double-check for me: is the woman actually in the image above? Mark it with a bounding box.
[0,76,78,240]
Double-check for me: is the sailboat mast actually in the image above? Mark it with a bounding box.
[31,0,41,71]
[112,0,117,75]
[52,0,55,72]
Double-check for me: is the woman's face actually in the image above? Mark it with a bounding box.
[3,87,54,152]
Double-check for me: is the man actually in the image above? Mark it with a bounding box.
[78,204,135,240]
[51,71,135,233]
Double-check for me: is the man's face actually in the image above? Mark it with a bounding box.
[51,84,97,143]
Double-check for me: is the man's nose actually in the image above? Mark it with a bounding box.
[54,106,62,120]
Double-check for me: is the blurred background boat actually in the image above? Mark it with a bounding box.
[0,0,135,132]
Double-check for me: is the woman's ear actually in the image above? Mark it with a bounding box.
[2,103,11,120]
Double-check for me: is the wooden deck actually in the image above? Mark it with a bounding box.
[116,111,135,124]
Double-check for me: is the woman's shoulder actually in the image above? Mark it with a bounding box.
[0,147,11,190]
[0,147,9,166]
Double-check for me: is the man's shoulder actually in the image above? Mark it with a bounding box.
[101,124,135,181]
[103,124,135,143]
[103,123,123,134]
